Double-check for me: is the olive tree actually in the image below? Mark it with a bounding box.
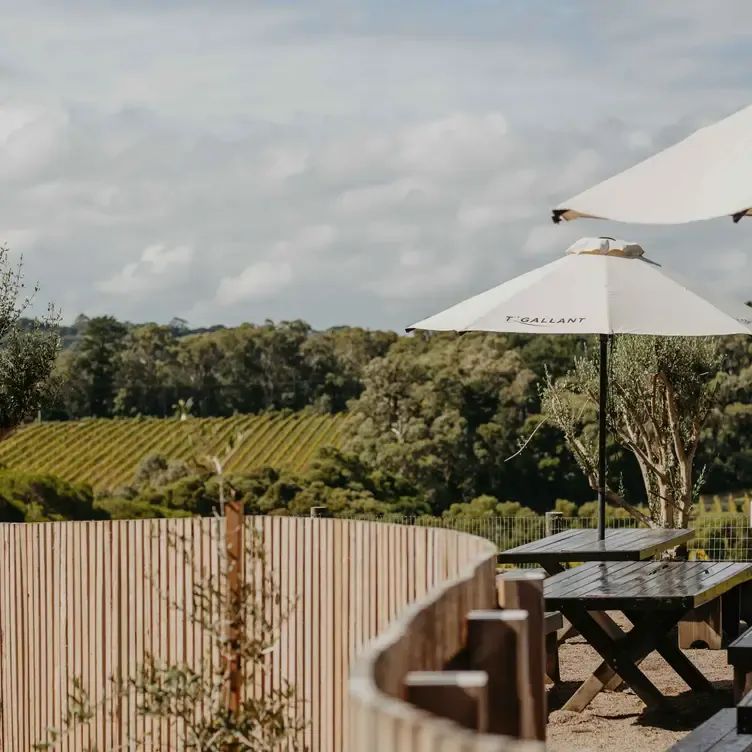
[541,335,723,528]
[0,246,60,436]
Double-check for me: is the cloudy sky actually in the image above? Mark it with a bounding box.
[1,0,751,329]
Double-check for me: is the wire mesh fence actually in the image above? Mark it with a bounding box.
[306,512,752,562]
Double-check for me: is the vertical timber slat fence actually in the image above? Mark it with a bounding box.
[0,517,504,752]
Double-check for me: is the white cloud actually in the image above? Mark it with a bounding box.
[702,249,749,274]
[0,228,38,252]
[523,225,567,257]
[261,145,309,182]
[334,178,432,216]
[0,104,68,182]
[216,261,293,305]
[0,2,749,327]
[97,244,193,295]
[396,113,510,174]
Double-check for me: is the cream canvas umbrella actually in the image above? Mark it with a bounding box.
[552,104,752,225]
[407,237,752,538]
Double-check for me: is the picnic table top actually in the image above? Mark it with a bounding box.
[497,527,695,565]
[544,560,752,612]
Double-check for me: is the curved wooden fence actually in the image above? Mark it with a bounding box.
[348,527,546,751]
[0,516,518,751]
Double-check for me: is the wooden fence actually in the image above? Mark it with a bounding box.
[348,526,546,751]
[0,516,484,751]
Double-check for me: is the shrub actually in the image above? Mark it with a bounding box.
[0,471,105,522]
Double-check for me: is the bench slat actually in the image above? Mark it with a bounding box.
[666,709,752,751]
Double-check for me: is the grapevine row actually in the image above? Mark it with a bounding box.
[0,414,349,491]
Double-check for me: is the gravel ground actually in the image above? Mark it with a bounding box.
[546,614,734,752]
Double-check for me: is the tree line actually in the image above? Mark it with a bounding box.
[19,313,749,515]
[47,315,396,419]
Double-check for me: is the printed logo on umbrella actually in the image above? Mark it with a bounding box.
[505,316,586,326]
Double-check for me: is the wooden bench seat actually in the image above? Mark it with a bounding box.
[679,580,751,651]
[667,688,752,750]
[729,627,752,703]
[666,708,752,751]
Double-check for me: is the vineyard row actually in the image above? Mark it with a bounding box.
[0,414,353,491]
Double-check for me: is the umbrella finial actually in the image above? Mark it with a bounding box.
[566,237,645,257]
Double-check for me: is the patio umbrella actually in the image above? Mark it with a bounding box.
[407,237,752,539]
[552,104,752,225]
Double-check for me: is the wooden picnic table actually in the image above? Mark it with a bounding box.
[544,560,752,712]
[497,527,696,574]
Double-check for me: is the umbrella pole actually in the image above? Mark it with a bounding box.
[597,334,608,540]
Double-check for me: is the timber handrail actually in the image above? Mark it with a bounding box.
[348,528,546,751]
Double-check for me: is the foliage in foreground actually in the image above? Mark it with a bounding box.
[0,246,60,437]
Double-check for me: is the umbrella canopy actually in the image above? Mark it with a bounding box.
[408,237,752,337]
[552,104,752,225]
[408,237,752,540]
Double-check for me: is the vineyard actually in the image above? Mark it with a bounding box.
[0,413,354,491]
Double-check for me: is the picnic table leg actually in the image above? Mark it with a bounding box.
[654,631,715,694]
[563,613,654,710]
[564,615,635,710]
[559,607,673,712]
[621,610,715,694]
[602,613,703,692]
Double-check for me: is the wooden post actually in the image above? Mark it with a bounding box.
[404,671,489,732]
[466,609,540,740]
[545,511,563,537]
[225,495,244,738]
[496,571,547,738]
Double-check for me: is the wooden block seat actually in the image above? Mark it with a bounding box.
[497,569,563,686]
[729,627,752,703]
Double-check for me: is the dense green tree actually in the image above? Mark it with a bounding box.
[74,316,128,417]
[345,332,581,514]
[113,324,178,416]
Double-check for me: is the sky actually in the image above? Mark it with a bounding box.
[1,0,752,330]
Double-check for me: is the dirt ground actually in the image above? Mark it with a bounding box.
[547,614,734,752]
